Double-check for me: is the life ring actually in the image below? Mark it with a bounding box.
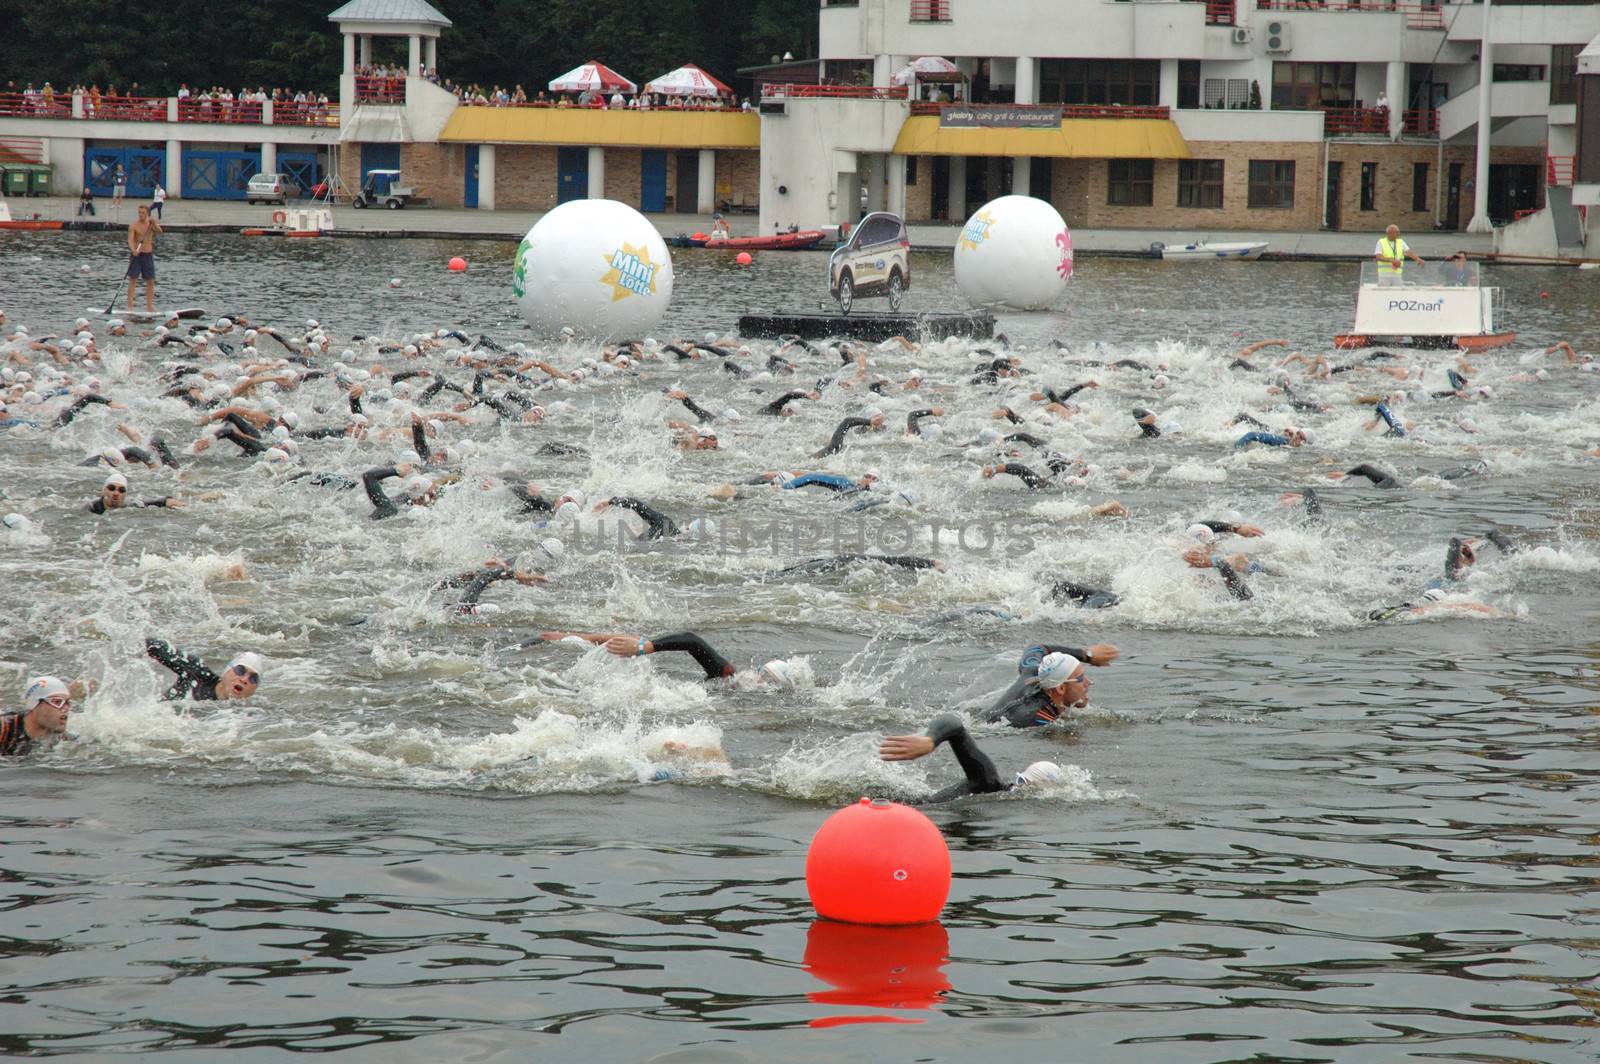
[271,209,287,225]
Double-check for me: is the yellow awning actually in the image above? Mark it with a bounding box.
[438,108,760,149]
[892,116,1190,159]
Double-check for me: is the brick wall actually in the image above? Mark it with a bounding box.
[603,148,642,206]
[495,145,560,211]
[904,155,933,222]
[401,143,463,208]
[715,150,760,211]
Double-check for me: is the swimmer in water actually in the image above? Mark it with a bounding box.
[762,469,879,495]
[773,554,945,577]
[984,644,1119,728]
[88,472,182,513]
[1367,401,1410,438]
[1047,581,1120,609]
[361,463,447,519]
[814,410,887,457]
[434,559,547,613]
[593,496,680,540]
[1326,463,1399,489]
[531,630,800,685]
[1234,427,1311,449]
[0,676,74,757]
[144,640,262,701]
[667,422,719,450]
[878,713,1064,804]
[757,389,820,416]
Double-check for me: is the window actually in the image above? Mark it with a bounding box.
[1551,44,1580,105]
[1177,159,1224,208]
[1412,162,1429,212]
[1202,77,1251,109]
[1178,60,1200,109]
[906,156,918,186]
[1248,160,1295,208]
[1492,64,1545,82]
[1271,61,1356,110]
[1107,159,1153,206]
[1039,59,1159,106]
[1360,162,1377,211]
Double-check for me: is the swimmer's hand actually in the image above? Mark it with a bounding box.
[1083,644,1120,666]
[1232,523,1266,537]
[164,497,185,509]
[879,734,935,761]
[513,570,546,586]
[1278,492,1304,507]
[602,635,651,657]
[1090,501,1128,519]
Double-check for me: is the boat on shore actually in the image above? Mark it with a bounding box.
[1152,240,1268,261]
[1333,261,1515,351]
[241,206,332,239]
[0,201,63,229]
[673,229,826,251]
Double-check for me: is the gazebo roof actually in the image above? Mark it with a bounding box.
[327,0,452,28]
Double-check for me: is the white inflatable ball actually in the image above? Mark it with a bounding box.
[953,195,1073,310]
[513,199,674,341]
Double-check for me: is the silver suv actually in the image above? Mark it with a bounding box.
[829,212,911,314]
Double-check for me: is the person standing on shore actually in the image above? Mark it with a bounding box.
[112,164,126,206]
[150,181,166,220]
[126,204,161,314]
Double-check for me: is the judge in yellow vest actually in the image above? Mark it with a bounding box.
[1374,224,1425,287]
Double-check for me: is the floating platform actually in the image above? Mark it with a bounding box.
[738,310,995,342]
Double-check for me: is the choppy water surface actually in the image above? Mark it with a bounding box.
[2,231,1599,1060]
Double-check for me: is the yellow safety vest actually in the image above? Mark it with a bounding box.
[1377,237,1405,275]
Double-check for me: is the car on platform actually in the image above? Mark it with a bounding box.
[828,211,910,314]
[245,172,296,205]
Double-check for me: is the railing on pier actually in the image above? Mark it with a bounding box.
[1547,154,1575,187]
[761,84,910,101]
[354,76,406,104]
[1253,0,1445,29]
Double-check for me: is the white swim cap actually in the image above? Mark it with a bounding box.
[74,317,89,329]
[721,407,741,421]
[696,426,717,439]
[895,490,918,506]
[227,651,264,677]
[555,500,580,520]
[907,367,924,379]
[104,472,128,489]
[1015,760,1063,787]
[271,425,290,442]
[920,423,942,441]
[864,468,881,480]
[399,449,422,466]
[1477,385,1493,398]
[559,489,586,510]
[348,413,369,426]
[263,447,289,462]
[977,428,1001,445]
[762,659,799,687]
[1187,523,1217,544]
[24,676,69,706]
[2,513,27,529]
[1036,652,1081,690]
[537,537,565,560]
[863,406,884,419]
[280,410,299,430]
[404,475,433,500]
[687,517,718,538]
[101,447,123,465]
[108,318,124,329]
[1422,587,1447,602]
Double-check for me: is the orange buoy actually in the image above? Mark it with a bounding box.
[448,256,468,272]
[1540,290,1550,299]
[692,231,708,241]
[805,798,950,925]
[736,251,753,266]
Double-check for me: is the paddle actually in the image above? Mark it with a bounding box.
[101,255,131,316]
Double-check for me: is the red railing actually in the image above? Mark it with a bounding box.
[910,0,951,21]
[274,102,338,126]
[0,92,68,118]
[0,137,46,162]
[908,101,1170,117]
[1402,108,1438,136]
[1206,0,1237,24]
[1547,154,1575,186]
[177,99,265,124]
[1254,0,1444,29]
[761,83,909,100]
[355,76,406,104]
[1321,106,1388,134]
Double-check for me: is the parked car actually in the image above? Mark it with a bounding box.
[828,211,911,314]
[245,172,296,205]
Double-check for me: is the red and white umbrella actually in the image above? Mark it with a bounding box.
[643,63,734,98]
[548,60,637,95]
[891,56,964,85]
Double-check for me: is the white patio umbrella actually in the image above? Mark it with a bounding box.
[548,60,637,95]
[890,56,963,86]
[643,63,734,98]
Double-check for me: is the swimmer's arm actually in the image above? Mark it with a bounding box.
[410,416,432,463]
[1040,641,1119,666]
[1237,339,1289,358]
[361,465,404,514]
[1545,341,1577,364]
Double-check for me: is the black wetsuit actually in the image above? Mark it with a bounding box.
[1044,382,1093,405]
[759,391,815,416]
[776,554,938,577]
[989,463,1050,489]
[362,466,406,519]
[509,482,552,514]
[815,417,874,458]
[145,638,220,701]
[1344,463,1399,489]
[1132,409,1161,438]
[0,713,41,757]
[984,642,1093,728]
[1048,581,1119,609]
[919,713,1011,805]
[607,497,679,540]
[673,394,716,423]
[906,409,939,434]
[54,394,114,427]
[88,496,174,514]
[647,632,736,680]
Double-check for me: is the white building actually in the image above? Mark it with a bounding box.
[760,0,1600,244]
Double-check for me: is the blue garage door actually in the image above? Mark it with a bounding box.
[278,150,322,196]
[640,150,666,213]
[361,143,401,183]
[84,147,165,197]
[557,147,588,204]
[183,149,261,200]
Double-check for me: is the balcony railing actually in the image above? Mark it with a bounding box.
[273,102,339,127]
[1321,106,1389,135]
[761,83,910,100]
[178,99,266,124]
[0,92,336,127]
[354,76,406,105]
[1547,154,1574,186]
[1206,0,1237,25]
[1402,108,1438,136]
[1254,0,1445,29]
[908,101,1170,118]
[910,0,951,21]
[0,92,70,118]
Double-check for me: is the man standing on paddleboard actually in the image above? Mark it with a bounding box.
[126,203,161,314]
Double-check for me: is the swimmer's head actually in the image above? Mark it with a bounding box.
[220,652,262,699]
[536,537,565,561]
[1014,760,1062,788]
[1036,652,1082,690]
[1186,523,1217,545]
[24,675,69,709]
[895,490,918,507]
[686,517,718,539]
[862,468,880,485]
[2,513,28,530]
[761,659,800,687]
[1422,587,1447,602]
[404,475,434,502]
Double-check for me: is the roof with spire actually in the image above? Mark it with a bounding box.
[327,0,452,28]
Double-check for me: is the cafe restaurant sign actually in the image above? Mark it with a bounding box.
[938,104,1061,128]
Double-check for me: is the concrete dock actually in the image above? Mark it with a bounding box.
[5,195,1497,262]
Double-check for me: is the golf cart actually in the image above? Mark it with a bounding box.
[351,169,415,209]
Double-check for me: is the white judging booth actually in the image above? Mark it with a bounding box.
[1339,262,1514,351]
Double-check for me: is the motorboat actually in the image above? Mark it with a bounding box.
[1333,261,1514,351]
[0,201,62,229]
[1152,240,1268,260]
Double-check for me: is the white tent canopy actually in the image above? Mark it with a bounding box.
[548,60,637,95]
